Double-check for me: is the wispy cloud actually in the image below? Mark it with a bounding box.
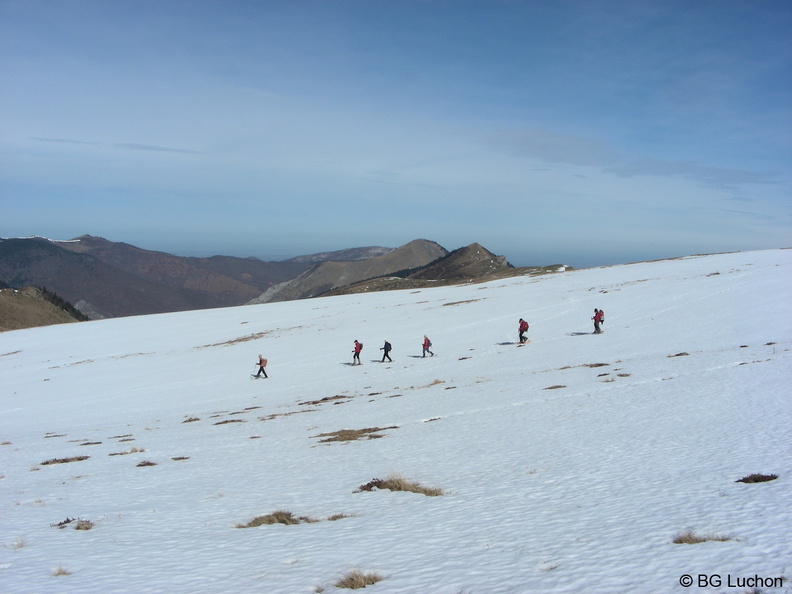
[32,137,102,145]
[114,143,200,154]
[478,128,775,189]
[31,137,199,154]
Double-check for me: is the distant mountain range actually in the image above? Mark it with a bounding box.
[249,239,450,303]
[0,236,524,326]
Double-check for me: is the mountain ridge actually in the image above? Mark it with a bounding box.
[248,239,449,304]
[0,236,411,321]
[1,236,520,327]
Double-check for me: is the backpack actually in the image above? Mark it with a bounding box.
[427,339,432,347]
[599,310,605,323]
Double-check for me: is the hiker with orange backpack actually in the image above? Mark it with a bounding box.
[253,354,268,378]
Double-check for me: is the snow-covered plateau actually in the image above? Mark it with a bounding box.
[1,249,790,593]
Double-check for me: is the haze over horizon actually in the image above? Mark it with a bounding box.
[1,1,790,269]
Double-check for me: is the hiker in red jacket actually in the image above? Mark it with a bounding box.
[592,309,604,334]
[422,335,434,357]
[352,340,363,365]
[518,318,529,344]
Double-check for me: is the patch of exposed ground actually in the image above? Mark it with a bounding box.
[236,510,352,528]
[299,394,351,406]
[355,473,443,496]
[259,409,317,421]
[313,426,398,443]
[41,456,89,465]
[442,298,482,306]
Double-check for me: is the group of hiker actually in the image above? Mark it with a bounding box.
[254,309,603,377]
[351,335,433,366]
[518,308,603,344]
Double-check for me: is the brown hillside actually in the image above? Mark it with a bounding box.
[408,242,510,280]
[0,287,81,332]
[0,237,228,318]
[58,235,308,303]
[250,239,448,303]
[325,258,570,297]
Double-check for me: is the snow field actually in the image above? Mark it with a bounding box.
[1,249,790,593]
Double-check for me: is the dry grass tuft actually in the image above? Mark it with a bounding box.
[299,394,350,406]
[443,299,481,306]
[74,520,94,530]
[334,569,383,589]
[672,530,732,544]
[41,456,89,465]
[314,426,398,443]
[236,510,319,528]
[182,416,200,423]
[109,446,145,456]
[52,517,75,528]
[259,409,316,421]
[214,419,246,425]
[52,565,72,576]
[197,331,272,348]
[355,473,443,496]
[136,460,157,467]
[736,473,778,483]
[171,456,190,461]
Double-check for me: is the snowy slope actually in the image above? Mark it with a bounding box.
[1,249,791,593]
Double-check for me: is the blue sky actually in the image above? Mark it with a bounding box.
[1,0,790,267]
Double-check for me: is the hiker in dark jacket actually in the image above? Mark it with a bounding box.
[380,340,392,362]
